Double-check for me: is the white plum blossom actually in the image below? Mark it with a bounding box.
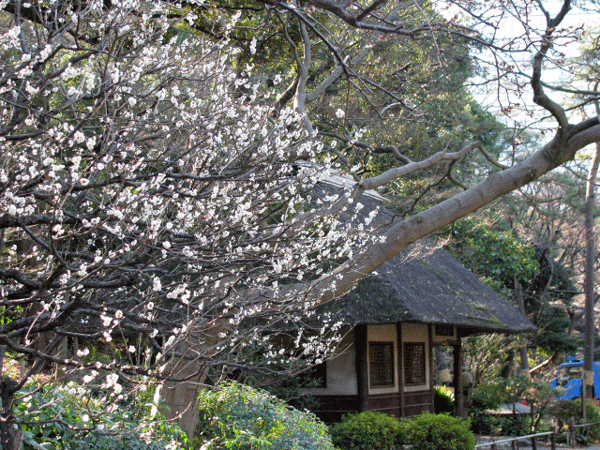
[100,314,112,327]
[73,131,86,144]
[82,372,97,383]
[0,3,388,438]
[102,373,119,390]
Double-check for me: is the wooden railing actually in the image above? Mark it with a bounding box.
[475,431,555,450]
[474,418,600,449]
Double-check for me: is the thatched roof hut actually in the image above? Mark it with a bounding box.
[298,174,535,423]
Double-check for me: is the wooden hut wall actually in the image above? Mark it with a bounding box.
[305,322,433,422]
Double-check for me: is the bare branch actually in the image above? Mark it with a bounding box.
[531,0,571,129]
[361,142,482,190]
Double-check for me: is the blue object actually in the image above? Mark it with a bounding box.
[551,356,600,400]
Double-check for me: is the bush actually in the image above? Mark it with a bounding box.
[470,382,504,412]
[468,381,505,435]
[403,413,475,450]
[497,414,529,437]
[468,376,554,437]
[194,381,334,450]
[548,399,600,442]
[330,411,404,450]
[15,382,186,450]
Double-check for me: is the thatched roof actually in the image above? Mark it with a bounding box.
[318,241,536,335]
[297,169,535,335]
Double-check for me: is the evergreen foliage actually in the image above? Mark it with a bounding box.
[402,413,475,450]
[331,411,404,450]
[434,386,455,414]
[447,217,579,357]
[331,411,475,450]
[15,382,186,450]
[194,382,334,450]
[548,400,600,443]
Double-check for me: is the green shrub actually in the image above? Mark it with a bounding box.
[497,414,529,437]
[470,382,504,412]
[194,381,334,450]
[468,376,554,437]
[15,382,186,450]
[330,411,404,450]
[403,413,475,450]
[468,382,505,435]
[548,399,600,441]
[331,411,474,450]
[434,386,455,414]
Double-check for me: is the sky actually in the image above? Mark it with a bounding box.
[452,0,599,141]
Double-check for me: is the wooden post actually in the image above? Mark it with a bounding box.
[531,436,537,450]
[453,339,464,417]
[428,325,434,413]
[355,325,369,412]
[569,417,576,448]
[397,323,404,417]
[550,431,557,450]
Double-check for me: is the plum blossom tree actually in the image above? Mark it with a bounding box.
[0,3,386,447]
[1,0,600,447]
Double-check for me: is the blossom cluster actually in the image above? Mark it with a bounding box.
[0,0,387,397]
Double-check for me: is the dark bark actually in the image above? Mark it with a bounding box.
[0,377,23,450]
[582,142,600,416]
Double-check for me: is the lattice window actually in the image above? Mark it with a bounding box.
[369,341,395,388]
[404,342,426,386]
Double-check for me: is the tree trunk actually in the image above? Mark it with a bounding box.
[160,331,224,439]
[0,377,23,450]
[160,358,205,439]
[515,279,531,377]
[582,142,600,417]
